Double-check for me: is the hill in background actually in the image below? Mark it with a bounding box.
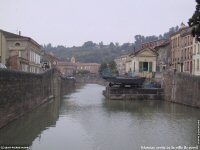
[43,26,179,63]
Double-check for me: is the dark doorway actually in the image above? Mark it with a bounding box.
[181,63,183,72]
[143,62,148,71]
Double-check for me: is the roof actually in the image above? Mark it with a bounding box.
[115,54,130,59]
[0,29,41,48]
[141,39,168,46]
[154,42,170,50]
[130,47,158,57]
[76,63,100,66]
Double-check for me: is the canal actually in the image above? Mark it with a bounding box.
[0,84,199,150]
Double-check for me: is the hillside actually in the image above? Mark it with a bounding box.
[43,26,179,63]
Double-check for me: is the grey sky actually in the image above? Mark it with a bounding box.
[0,0,196,47]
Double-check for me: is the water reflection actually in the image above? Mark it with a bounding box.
[0,98,60,146]
[0,84,199,150]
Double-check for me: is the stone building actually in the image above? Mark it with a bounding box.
[170,23,193,74]
[0,29,42,73]
[42,52,60,70]
[155,42,171,72]
[114,54,130,75]
[76,63,100,74]
[129,48,158,78]
[180,27,193,74]
[57,56,100,76]
[192,38,200,76]
[57,61,76,76]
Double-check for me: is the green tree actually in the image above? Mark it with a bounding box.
[109,60,118,75]
[188,0,200,41]
[99,62,108,74]
[82,41,96,48]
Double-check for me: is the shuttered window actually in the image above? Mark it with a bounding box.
[139,62,143,72]
[149,62,152,72]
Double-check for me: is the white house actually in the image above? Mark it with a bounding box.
[129,48,158,78]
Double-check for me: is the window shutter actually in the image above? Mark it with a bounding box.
[139,62,143,72]
[149,62,152,72]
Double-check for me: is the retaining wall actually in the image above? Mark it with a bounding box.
[0,69,75,128]
[163,71,200,108]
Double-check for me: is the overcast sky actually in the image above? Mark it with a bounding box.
[0,0,196,47]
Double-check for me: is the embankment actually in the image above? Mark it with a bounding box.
[163,71,200,108]
[0,69,75,128]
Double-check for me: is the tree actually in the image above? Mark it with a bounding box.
[188,0,200,41]
[99,41,104,48]
[109,60,118,75]
[109,42,115,49]
[99,62,108,74]
[82,41,96,48]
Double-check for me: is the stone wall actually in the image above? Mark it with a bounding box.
[0,69,75,128]
[163,71,200,108]
[103,86,164,100]
[75,74,107,86]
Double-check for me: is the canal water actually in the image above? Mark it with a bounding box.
[0,84,200,150]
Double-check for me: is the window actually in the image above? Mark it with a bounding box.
[197,59,200,71]
[19,51,22,57]
[149,62,152,72]
[143,62,148,71]
[139,62,143,72]
[15,43,20,46]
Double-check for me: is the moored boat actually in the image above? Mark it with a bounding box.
[102,76,146,87]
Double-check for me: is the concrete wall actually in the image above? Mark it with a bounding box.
[0,68,75,128]
[163,71,200,108]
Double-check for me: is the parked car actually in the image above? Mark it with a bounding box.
[0,63,7,69]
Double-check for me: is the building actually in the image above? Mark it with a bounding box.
[192,37,200,75]
[114,55,130,75]
[0,29,42,73]
[76,63,100,74]
[57,57,76,76]
[57,56,100,76]
[141,39,169,49]
[155,42,171,72]
[170,23,193,74]
[42,52,59,70]
[125,56,132,74]
[129,48,158,78]
[0,31,7,65]
[180,27,193,74]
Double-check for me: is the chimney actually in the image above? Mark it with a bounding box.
[19,31,21,36]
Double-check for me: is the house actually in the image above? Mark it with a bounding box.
[129,48,158,78]
[57,56,100,76]
[0,31,7,65]
[0,29,42,73]
[42,52,59,70]
[192,37,200,75]
[170,23,193,74]
[76,63,100,74]
[114,54,130,75]
[154,42,171,72]
[180,26,193,74]
[57,57,77,76]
